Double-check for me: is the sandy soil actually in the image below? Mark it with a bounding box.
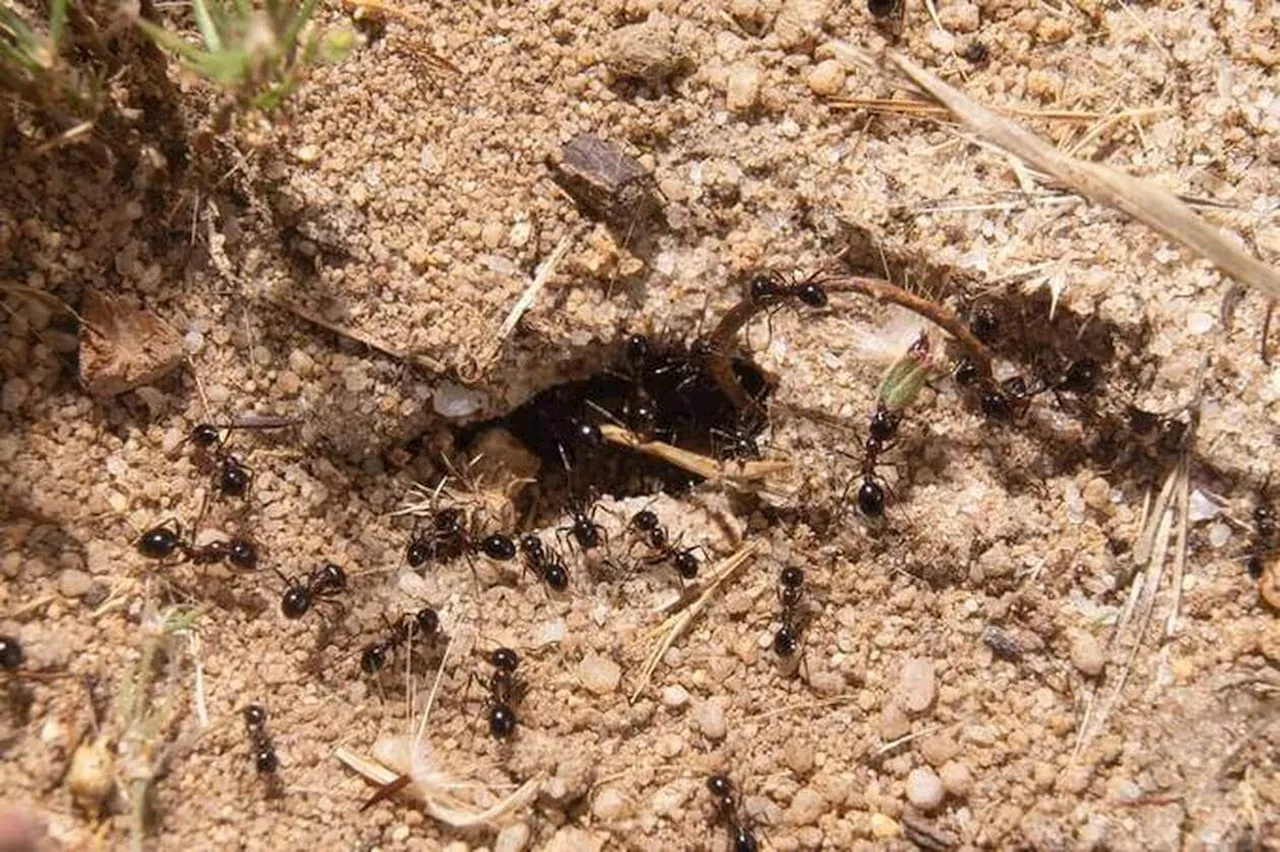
[2,0,1278,850]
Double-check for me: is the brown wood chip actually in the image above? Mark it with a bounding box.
[78,290,185,398]
[549,134,664,231]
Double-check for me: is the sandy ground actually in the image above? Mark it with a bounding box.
[2,0,1279,850]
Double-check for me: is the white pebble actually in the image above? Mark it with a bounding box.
[905,766,945,811]
[806,59,845,96]
[661,684,690,708]
[1208,522,1231,548]
[431,381,489,418]
[1188,489,1221,522]
[1070,631,1105,677]
[693,698,727,740]
[787,787,826,826]
[495,822,531,852]
[899,658,936,714]
[726,62,761,112]
[578,654,622,695]
[592,786,630,821]
[538,618,567,646]
[1187,311,1214,335]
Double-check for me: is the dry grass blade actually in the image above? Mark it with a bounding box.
[630,542,758,703]
[264,292,446,373]
[878,51,1280,303]
[599,424,790,488]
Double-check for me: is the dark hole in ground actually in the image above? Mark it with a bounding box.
[456,336,774,520]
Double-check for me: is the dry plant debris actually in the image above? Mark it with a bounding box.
[77,290,185,398]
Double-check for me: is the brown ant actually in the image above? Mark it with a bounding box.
[243,704,279,776]
[707,774,759,852]
[484,647,524,739]
[628,509,702,580]
[275,562,347,619]
[519,534,569,592]
[361,608,442,674]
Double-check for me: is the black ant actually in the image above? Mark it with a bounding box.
[707,774,759,852]
[0,635,22,671]
[136,521,257,570]
[980,375,1044,422]
[361,608,442,674]
[520,534,569,592]
[1247,500,1276,581]
[484,647,524,739]
[406,507,517,571]
[842,405,900,518]
[968,303,1000,344]
[773,566,808,661]
[629,509,701,580]
[243,704,279,775]
[560,493,607,553]
[275,562,347,619]
[747,270,828,309]
[953,356,981,387]
[186,418,296,500]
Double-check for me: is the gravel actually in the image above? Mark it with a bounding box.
[578,654,622,695]
[692,698,727,740]
[1070,631,1106,677]
[906,766,945,811]
[899,657,937,714]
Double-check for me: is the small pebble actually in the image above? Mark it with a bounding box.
[2,377,30,413]
[592,786,630,821]
[661,684,690,708]
[656,733,684,758]
[787,787,826,826]
[774,0,827,51]
[726,62,762,112]
[905,766,945,811]
[693,698,727,740]
[58,568,93,599]
[1070,631,1105,677]
[604,19,686,83]
[806,59,845,96]
[870,813,902,838]
[544,827,599,852]
[880,703,910,741]
[578,654,622,695]
[784,740,815,776]
[495,822,531,852]
[899,657,937,714]
[940,761,973,799]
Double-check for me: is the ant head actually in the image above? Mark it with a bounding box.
[434,508,466,535]
[780,566,804,589]
[868,406,900,443]
[281,587,311,619]
[406,537,431,568]
[796,280,828,308]
[707,775,734,798]
[749,271,785,303]
[857,480,885,516]
[243,705,267,728]
[632,509,659,531]
[868,0,898,17]
[970,303,1000,344]
[954,357,980,386]
[732,826,759,852]
[360,643,387,674]
[674,550,699,579]
[980,389,1012,421]
[254,748,279,774]
[414,608,441,636]
[519,534,544,558]
[1157,418,1187,454]
[1126,406,1160,438]
[1059,358,1099,394]
[491,647,519,671]
[191,423,221,448]
[0,635,23,670]
[228,539,257,570]
[220,461,251,497]
[574,419,603,449]
[543,562,569,591]
[625,334,650,367]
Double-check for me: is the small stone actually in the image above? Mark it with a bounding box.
[578,654,622,695]
[693,698,727,740]
[918,734,958,767]
[495,822,531,852]
[774,0,828,51]
[806,59,845,96]
[295,144,320,163]
[870,813,901,838]
[57,569,94,599]
[604,18,686,83]
[880,703,910,741]
[277,371,301,397]
[940,761,974,798]
[905,767,944,811]
[784,739,814,776]
[545,827,601,852]
[899,658,936,714]
[726,62,761,112]
[656,733,684,758]
[1070,631,1105,677]
[787,787,826,826]
[592,786,630,821]
[661,684,690,708]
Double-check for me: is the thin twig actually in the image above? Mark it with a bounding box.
[262,292,446,373]
[599,424,790,489]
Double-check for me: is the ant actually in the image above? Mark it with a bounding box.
[772,566,808,662]
[519,534,569,592]
[968,303,1000,345]
[707,774,759,852]
[1,635,22,671]
[629,509,701,580]
[747,270,828,309]
[275,562,347,619]
[842,404,900,518]
[406,507,517,570]
[187,417,296,501]
[483,647,524,739]
[979,375,1044,422]
[1247,500,1276,582]
[361,608,442,674]
[560,493,608,553]
[136,520,257,570]
[243,704,279,775]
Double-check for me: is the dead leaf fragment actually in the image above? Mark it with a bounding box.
[78,290,184,398]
